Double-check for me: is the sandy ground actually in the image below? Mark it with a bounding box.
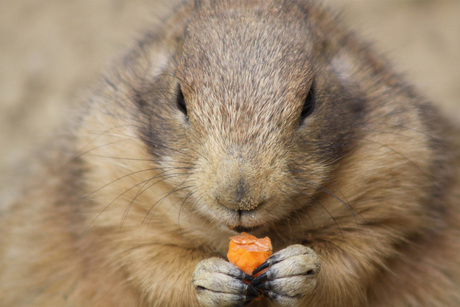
[0,0,459,173]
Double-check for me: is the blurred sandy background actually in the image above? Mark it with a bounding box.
[0,0,459,173]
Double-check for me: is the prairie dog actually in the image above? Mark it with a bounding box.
[1,0,459,306]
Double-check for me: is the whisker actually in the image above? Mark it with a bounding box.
[87,171,177,230]
[286,182,344,238]
[144,184,194,227]
[142,172,194,225]
[349,136,435,183]
[177,190,197,236]
[86,175,161,230]
[120,173,168,230]
[288,166,352,213]
[63,137,135,168]
[279,189,314,230]
[83,167,162,199]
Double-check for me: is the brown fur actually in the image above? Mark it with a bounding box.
[1,0,459,306]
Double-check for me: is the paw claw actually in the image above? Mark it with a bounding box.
[256,281,270,291]
[252,259,270,276]
[245,284,259,297]
[250,271,268,287]
[252,254,281,276]
[241,272,254,282]
[193,257,259,306]
[249,245,321,305]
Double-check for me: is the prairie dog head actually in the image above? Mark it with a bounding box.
[81,0,431,236]
[179,1,321,229]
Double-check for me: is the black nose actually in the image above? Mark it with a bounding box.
[215,178,262,211]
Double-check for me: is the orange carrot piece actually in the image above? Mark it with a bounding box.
[227,232,272,275]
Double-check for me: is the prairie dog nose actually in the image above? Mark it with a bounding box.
[216,178,263,211]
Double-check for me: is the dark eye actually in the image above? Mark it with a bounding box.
[176,85,188,117]
[300,84,315,123]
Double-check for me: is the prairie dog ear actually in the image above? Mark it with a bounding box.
[147,49,173,79]
[330,52,359,88]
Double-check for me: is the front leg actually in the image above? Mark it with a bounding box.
[250,245,320,307]
[193,258,260,306]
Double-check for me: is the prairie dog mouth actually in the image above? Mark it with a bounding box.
[223,205,268,233]
[230,225,262,233]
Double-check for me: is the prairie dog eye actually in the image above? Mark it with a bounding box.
[300,84,315,124]
[176,85,188,117]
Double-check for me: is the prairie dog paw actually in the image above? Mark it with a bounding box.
[192,257,259,307]
[251,245,320,307]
